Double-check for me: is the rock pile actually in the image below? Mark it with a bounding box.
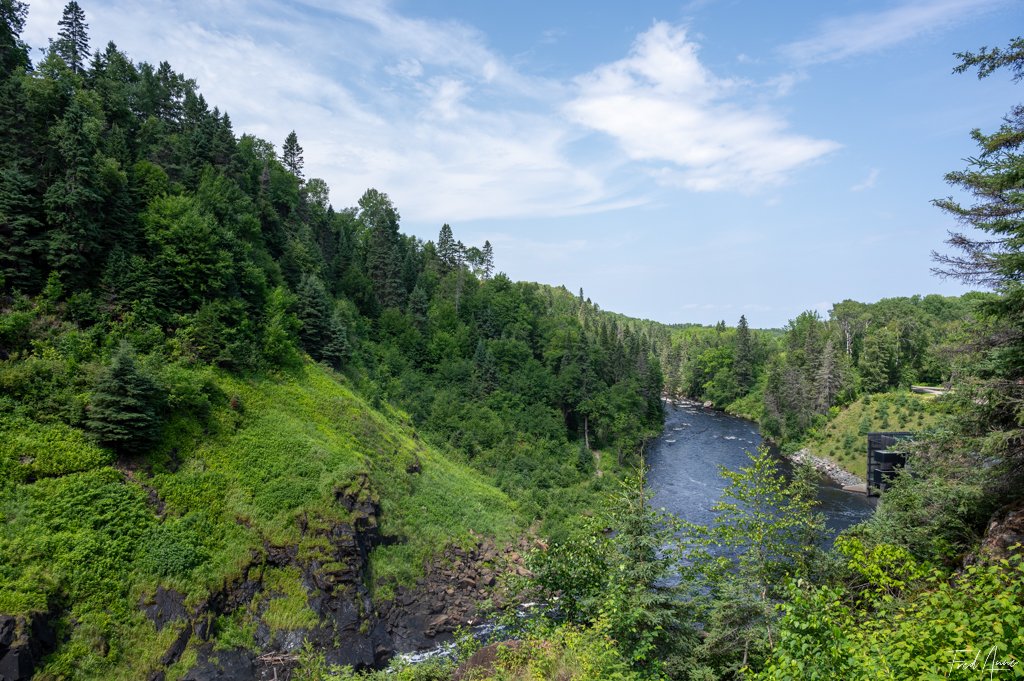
[788,448,865,488]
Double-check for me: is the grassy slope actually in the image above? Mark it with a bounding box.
[0,362,519,679]
[801,391,943,478]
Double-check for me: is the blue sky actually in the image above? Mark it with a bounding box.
[23,0,1024,327]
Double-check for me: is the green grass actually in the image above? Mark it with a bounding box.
[803,391,942,478]
[260,565,319,631]
[0,361,521,679]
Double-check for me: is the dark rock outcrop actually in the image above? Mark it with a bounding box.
[140,586,188,632]
[0,611,56,681]
[964,499,1024,566]
[452,640,522,681]
[158,475,532,680]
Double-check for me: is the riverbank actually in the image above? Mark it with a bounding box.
[661,393,872,489]
[786,447,866,489]
[649,401,876,536]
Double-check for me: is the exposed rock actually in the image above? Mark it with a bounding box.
[964,499,1024,566]
[140,586,188,632]
[163,475,528,679]
[0,611,56,681]
[182,646,256,681]
[452,640,522,681]
[788,448,866,489]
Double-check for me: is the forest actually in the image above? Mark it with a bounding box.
[0,2,1022,680]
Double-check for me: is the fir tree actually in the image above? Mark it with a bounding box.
[86,342,163,455]
[54,1,89,74]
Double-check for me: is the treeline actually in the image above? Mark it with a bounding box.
[0,1,662,523]
[641,293,984,444]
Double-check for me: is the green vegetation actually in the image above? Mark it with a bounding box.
[0,2,663,677]
[801,391,943,477]
[2,1,1023,679]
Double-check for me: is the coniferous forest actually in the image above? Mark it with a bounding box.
[0,3,1022,680]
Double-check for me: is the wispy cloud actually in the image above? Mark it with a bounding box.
[22,2,839,222]
[781,0,1005,65]
[851,168,880,192]
[565,22,839,192]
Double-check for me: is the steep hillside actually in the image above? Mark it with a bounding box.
[0,361,518,679]
[799,391,943,478]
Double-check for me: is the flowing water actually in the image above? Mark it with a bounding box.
[398,401,875,665]
[647,399,876,536]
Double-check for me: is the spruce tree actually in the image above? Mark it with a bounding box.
[1,0,29,75]
[436,223,457,273]
[86,342,162,455]
[54,1,89,74]
[733,314,754,391]
[481,239,494,280]
[359,188,404,310]
[296,273,348,368]
[282,130,303,179]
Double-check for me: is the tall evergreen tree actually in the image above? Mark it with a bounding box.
[932,36,1024,487]
[437,223,457,273]
[54,1,89,74]
[282,130,303,179]
[733,314,754,391]
[44,96,105,287]
[481,239,494,280]
[1,0,29,75]
[359,188,404,309]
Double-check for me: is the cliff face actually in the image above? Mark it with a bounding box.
[0,364,521,680]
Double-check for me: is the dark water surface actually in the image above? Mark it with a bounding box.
[647,400,876,537]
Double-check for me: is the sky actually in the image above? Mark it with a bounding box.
[22,0,1024,328]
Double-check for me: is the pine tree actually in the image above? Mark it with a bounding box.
[282,130,303,179]
[86,342,163,455]
[54,1,89,74]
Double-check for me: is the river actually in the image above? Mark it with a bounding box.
[647,399,876,537]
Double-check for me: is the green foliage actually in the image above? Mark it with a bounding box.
[681,447,826,677]
[85,341,163,455]
[802,391,941,478]
[0,413,112,485]
[137,512,211,579]
[0,467,154,614]
[758,550,1024,680]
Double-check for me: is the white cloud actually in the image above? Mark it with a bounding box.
[781,0,1006,65]
[22,3,839,223]
[851,168,880,192]
[565,22,839,192]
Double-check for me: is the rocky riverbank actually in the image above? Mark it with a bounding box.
[787,448,865,488]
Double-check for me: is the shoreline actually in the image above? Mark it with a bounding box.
[786,447,866,489]
[661,394,867,490]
